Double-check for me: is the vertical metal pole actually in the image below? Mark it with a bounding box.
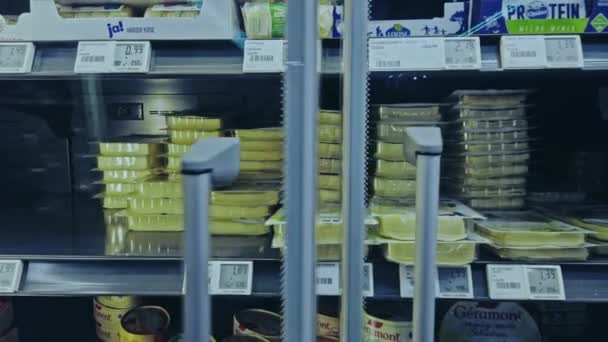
[341,0,368,340]
[184,172,211,342]
[412,154,441,342]
[284,0,318,340]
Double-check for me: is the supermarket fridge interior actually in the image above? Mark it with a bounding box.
[1,0,608,341]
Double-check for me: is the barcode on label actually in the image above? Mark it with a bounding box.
[496,282,521,289]
[81,55,105,63]
[250,54,274,62]
[446,56,476,65]
[317,277,333,285]
[511,50,536,58]
[376,60,401,68]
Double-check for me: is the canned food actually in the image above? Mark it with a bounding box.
[317,313,339,340]
[94,298,133,330]
[363,303,412,342]
[119,306,170,342]
[168,333,216,342]
[234,309,281,341]
[96,296,140,310]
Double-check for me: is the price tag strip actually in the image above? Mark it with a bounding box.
[545,35,584,69]
[487,264,565,300]
[444,37,482,70]
[436,265,474,299]
[501,35,583,70]
[75,41,151,73]
[243,40,286,73]
[0,43,35,73]
[0,260,23,293]
[315,262,373,297]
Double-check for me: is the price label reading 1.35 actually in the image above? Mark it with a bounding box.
[545,35,583,69]
[213,261,253,295]
[0,260,23,293]
[525,265,565,300]
[243,40,286,73]
[113,42,151,73]
[0,43,35,73]
[444,37,482,70]
[436,265,474,299]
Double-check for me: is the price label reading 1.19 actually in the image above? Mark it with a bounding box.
[214,261,253,295]
[0,43,35,73]
[113,42,151,73]
[0,260,23,293]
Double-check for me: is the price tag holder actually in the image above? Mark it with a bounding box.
[363,263,374,297]
[0,43,35,73]
[0,260,23,293]
[525,265,565,300]
[436,265,474,299]
[182,262,217,295]
[243,40,286,73]
[316,262,340,295]
[75,41,151,73]
[500,35,547,69]
[444,37,482,70]
[544,35,583,69]
[486,264,527,300]
[210,261,253,295]
[369,37,445,71]
[399,265,415,298]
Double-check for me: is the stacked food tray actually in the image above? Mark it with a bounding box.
[442,90,532,210]
[318,110,343,214]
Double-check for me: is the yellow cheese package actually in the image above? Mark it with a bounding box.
[210,205,270,220]
[319,110,342,126]
[59,4,134,18]
[169,130,220,145]
[167,143,191,157]
[319,143,341,159]
[453,89,529,106]
[318,174,340,191]
[241,150,283,161]
[99,141,163,157]
[135,178,182,198]
[165,116,221,131]
[373,178,416,198]
[474,211,588,248]
[319,189,340,203]
[128,197,183,215]
[240,140,283,151]
[375,142,405,161]
[319,125,342,143]
[105,183,136,196]
[384,241,477,265]
[535,204,608,241]
[144,4,201,17]
[210,219,269,236]
[211,190,279,207]
[378,214,466,241]
[377,120,441,143]
[102,195,129,209]
[241,161,282,172]
[487,245,589,262]
[319,158,341,174]
[97,156,161,171]
[102,170,152,183]
[376,160,416,179]
[364,303,412,342]
[237,172,282,182]
[166,156,182,172]
[376,103,441,121]
[233,128,284,141]
[127,214,184,232]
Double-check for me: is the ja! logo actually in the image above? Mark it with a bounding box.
[107,21,124,39]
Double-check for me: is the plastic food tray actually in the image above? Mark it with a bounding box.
[97,156,161,171]
[233,128,284,141]
[457,118,528,131]
[467,197,525,209]
[378,214,466,241]
[373,178,416,198]
[319,110,342,126]
[487,245,589,262]
[376,160,416,179]
[210,205,270,220]
[319,143,341,159]
[384,242,477,266]
[169,130,220,145]
[454,153,530,166]
[458,130,529,142]
[375,103,440,121]
[165,116,221,131]
[211,190,280,207]
[241,150,282,162]
[475,219,586,248]
[318,174,340,191]
[450,177,526,188]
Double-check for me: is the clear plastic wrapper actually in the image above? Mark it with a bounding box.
[450,176,527,188]
[103,196,129,209]
[232,128,283,141]
[456,118,528,131]
[450,141,530,154]
[240,140,283,151]
[457,129,529,142]
[449,104,527,119]
[453,186,526,198]
[319,125,342,143]
[167,143,191,157]
[448,152,530,167]
[58,4,134,18]
[455,164,528,178]
[537,204,608,241]
[378,214,466,241]
[241,1,285,39]
[241,150,282,161]
[97,156,161,171]
[377,120,442,143]
[135,178,182,198]
[210,219,269,236]
[210,205,270,220]
[165,116,221,131]
[318,143,341,159]
[105,183,136,195]
[127,214,184,232]
[237,172,283,182]
[319,189,340,203]
[211,190,279,207]
[318,174,340,191]
[450,89,530,105]
[384,242,477,265]
[240,161,282,172]
[319,110,342,126]
[375,103,441,121]
[102,170,152,182]
[375,142,405,161]
[376,160,416,179]
[373,178,416,198]
[486,245,589,262]
[318,159,341,174]
[99,141,163,157]
[169,130,220,145]
[468,197,525,209]
[144,4,201,17]
[128,197,183,215]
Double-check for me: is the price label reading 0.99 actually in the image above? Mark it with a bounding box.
[113,42,151,73]
[0,260,23,293]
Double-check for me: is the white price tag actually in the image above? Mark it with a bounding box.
[182,262,215,295]
[545,35,583,69]
[212,261,253,295]
[525,265,565,300]
[486,264,527,300]
[444,37,482,70]
[0,43,35,73]
[436,265,474,299]
[363,263,374,297]
[316,262,340,295]
[369,37,445,71]
[0,260,23,293]
[500,35,547,69]
[243,40,286,73]
[75,41,113,73]
[113,41,151,73]
[399,265,415,298]
[318,214,342,225]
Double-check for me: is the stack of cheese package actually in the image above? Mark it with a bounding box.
[371,104,481,265]
[443,90,532,210]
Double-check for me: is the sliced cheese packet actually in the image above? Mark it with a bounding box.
[233,128,284,141]
[97,156,161,171]
[373,178,416,198]
[319,143,341,159]
[167,143,191,157]
[169,130,220,145]
[102,170,153,182]
[104,183,137,195]
[318,174,341,191]
[103,195,129,209]
[241,140,283,151]
[127,214,184,232]
[384,241,477,266]
[135,177,182,198]
[241,161,282,172]
[128,197,183,215]
[99,141,163,157]
[486,245,589,262]
[241,150,283,161]
[165,116,221,131]
[376,160,416,179]
[319,189,341,203]
[319,110,342,126]
[319,158,341,174]
[375,142,405,161]
[211,190,280,207]
[378,214,466,241]
[319,125,342,143]
[237,172,283,182]
[210,219,269,236]
[210,205,270,220]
